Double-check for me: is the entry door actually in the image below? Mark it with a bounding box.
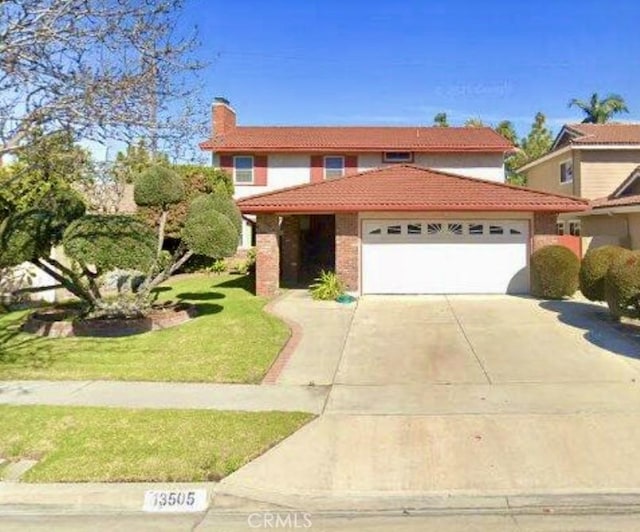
[361,219,529,294]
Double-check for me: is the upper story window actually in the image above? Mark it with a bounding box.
[233,156,254,184]
[324,156,344,179]
[383,151,413,163]
[560,160,573,184]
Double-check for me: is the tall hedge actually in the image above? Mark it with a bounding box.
[604,251,640,319]
[579,246,631,302]
[531,245,580,299]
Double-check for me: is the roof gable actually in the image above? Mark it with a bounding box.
[563,123,640,145]
[608,165,640,198]
[237,164,588,214]
[551,125,584,150]
[200,126,513,153]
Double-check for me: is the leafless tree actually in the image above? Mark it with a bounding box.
[0,0,207,161]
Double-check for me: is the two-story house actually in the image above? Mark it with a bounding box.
[519,123,640,250]
[200,98,587,296]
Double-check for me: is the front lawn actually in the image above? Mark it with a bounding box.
[0,405,312,482]
[0,274,289,383]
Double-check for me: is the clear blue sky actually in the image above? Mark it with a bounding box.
[184,0,639,138]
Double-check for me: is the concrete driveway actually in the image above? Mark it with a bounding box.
[334,295,640,387]
[219,293,640,511]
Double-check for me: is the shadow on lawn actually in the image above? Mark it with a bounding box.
[215,274,255,294]
[176,292,225,301]
[0,314,57,369]
[539,299,640,360]
[188,302,223,316]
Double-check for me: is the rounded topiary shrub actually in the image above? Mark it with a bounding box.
[181,195,239,258]
[134,165,185,207]
[530,244,580,299]
[579,245,632,302]
[604,251,640,319]
[63,215,157,272]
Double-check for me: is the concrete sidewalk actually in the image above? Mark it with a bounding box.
[0,380,328,414]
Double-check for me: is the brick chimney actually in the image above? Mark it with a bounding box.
[212,97,236,138]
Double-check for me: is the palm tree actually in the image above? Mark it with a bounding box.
[568,93,629,123]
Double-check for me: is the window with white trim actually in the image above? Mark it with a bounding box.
[233,156,254,184]
[560,160,573,184]
[556,222,565,235]
[324,156,344,179]
[568,220,581,236]
[383,151,413,163]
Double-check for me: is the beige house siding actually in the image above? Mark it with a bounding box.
[629,213,640,249]
[524,150,576,196]
[581,214,629,250]
[579,150,640,199]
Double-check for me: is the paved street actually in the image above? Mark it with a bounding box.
[3,510,640,531]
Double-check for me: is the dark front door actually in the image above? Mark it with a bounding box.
[301,215,335,283]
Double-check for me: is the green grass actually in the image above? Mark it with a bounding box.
[0,274,289,383]
[0,405,312,482]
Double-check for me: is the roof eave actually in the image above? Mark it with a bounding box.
[202,146,511,154]
[238,204,588,215]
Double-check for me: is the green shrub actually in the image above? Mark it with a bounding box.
[604,251,640,319]
[136,166,233,238]
[530,245,580,299]
[580,245,632,301]
[181,195,238,258]
[240,248,256,275]
[209,258,227,275]
[309,270,345,301]
[134,165,185,207]
[63,215,157,272]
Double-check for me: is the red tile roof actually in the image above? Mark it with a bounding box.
[565,123,640,145]
[592,194,640,209]
[237,165,588,214]
[200,126,513,153]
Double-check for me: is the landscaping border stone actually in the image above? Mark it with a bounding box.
[21,303,197,338]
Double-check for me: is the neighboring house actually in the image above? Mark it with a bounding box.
[199,98,587,296]
[576,166,640,249]
[519,123,640,250]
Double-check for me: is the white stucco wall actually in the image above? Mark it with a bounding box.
[218,152,506,202]
[234,154,312,200]
[1,263,57,303]
[357,153,505,182]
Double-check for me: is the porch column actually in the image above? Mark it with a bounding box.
[532,212,559,252]
[335,213,359,291]
[281,216,301,286]
[256,214,280,297]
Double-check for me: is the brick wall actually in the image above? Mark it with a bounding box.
[335,213,359,291]
[532,212,564,253]
[281,216,300,286]
[256,214,280,296]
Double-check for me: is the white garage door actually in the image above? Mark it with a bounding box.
[362,219,529,294]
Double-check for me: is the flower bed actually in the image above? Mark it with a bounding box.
[21,303,196,338]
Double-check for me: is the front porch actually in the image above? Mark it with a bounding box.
[255,213,359,297]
